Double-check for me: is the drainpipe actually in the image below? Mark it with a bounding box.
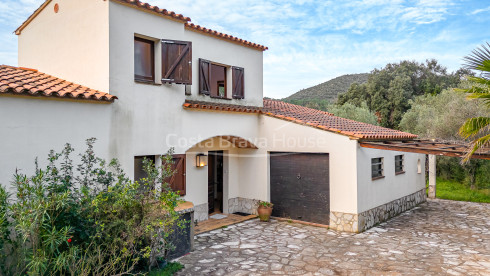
[428,155,436,199]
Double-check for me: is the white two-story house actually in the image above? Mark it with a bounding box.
[0,0,427,233]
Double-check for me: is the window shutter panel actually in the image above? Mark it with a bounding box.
[232,66,244,99]
[199,59,211,95]
[164,154,186,196]
[162,40,192,84]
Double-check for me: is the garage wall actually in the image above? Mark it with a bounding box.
[0,96,112,192]
[356,146,426,213]
[259,116,359,214]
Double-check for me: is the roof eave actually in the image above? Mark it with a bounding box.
[184,24,268,52]
[15,0,52,35]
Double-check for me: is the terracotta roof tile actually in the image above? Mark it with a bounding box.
[112,0,191,22]
[263,100,417,140]
[0,65,117,103]
[183,99,417,141]
[185,23,268,51]
[183,100,262,113]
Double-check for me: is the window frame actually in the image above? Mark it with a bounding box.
[134,37,155,83]
[371,157,384,180]
[199,59,230,99]
[395,155,405,175]
[134,155,157,190]
[209,63,228,99]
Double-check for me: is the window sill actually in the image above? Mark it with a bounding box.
[134,79,161,86]
[210,96,232,100]
[371,176,385,181]
[395,171,406,175]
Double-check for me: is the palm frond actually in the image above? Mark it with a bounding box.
[459,117,490,138]
[462,134,490,163]
[463,42,490,78]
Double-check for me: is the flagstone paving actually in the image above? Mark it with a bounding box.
[176,199,490,275]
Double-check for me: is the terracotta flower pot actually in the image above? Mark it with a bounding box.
[257,205,273,222]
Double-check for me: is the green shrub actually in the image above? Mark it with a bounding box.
[0,138,186,275]
[148,261,184,276]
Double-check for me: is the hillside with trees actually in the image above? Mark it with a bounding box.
[337,59,470,129]
[280,56,488,195]
[283,73,369,103]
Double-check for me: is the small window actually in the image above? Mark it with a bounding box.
[199,59,228,98]
[395,155,404,174]
[371,157,384,179]
[134,156,156,190]
[134,37,155,82]
[417,159,422,174]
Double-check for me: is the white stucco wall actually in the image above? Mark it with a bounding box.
[107,1,264,179]
[259,116,359,214]
[356,146,426,213]
[17,0,110,92]
[10,0,428,222]
[0,96,112,191]
[184,137,244,210]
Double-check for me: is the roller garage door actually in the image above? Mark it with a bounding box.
[270,152,330,224]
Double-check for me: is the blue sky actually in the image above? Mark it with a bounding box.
[0,0,489,99]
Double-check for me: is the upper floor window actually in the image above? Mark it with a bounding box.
[134,37,155,82]
[395,155,404,174]
[371,157,384,180]
[199,59,226,98]
[199,59,245,99]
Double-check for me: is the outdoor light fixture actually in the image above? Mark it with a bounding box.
[196,153,208,167]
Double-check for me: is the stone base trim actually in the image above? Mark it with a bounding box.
[228,197,260,215]
[193,203,208,222]
[330,189,427,233]
[329,212,359,232]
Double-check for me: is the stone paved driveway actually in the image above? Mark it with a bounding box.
[177,199,490,275]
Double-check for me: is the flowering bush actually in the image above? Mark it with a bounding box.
[0,138,185,275]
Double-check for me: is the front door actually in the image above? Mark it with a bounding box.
[208,151,224,214]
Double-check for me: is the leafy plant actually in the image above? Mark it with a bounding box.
[258,201,273,208]
[458,42,490,162]
[0,138,186,275]
[147,262,184,276]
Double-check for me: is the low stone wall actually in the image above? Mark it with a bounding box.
[193,203,208,222]
[228,197,260,215]
[330,189,426,233]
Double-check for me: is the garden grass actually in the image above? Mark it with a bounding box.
[433,178,490,203]
[148,262,184,276]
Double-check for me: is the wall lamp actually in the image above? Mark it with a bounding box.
[196,153,208,167]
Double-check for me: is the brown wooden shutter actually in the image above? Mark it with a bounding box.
[199,59,211,95]
[232,66,244,99]
[162,40,192,84]
[164,154,186,196]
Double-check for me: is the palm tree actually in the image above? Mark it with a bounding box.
[459,42,490,162]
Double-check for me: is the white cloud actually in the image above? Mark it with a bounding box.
[470,6,490,15]
[0,0,475,99]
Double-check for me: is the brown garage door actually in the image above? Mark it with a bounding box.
[270,152,329,224]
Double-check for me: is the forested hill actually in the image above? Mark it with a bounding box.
[283,73,369,102]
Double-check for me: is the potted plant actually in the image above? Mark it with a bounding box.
[257,201,274,222]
